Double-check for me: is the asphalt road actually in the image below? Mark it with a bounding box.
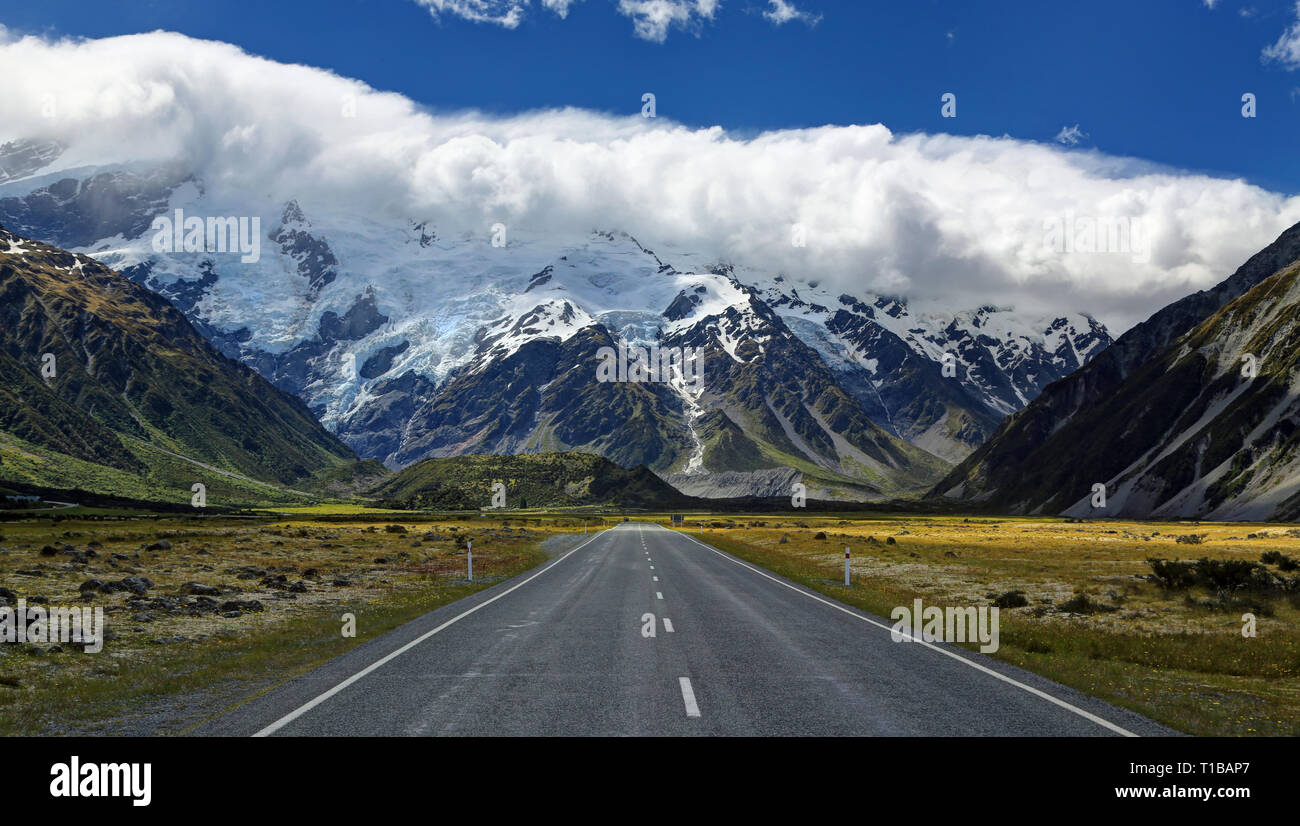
[199,523,1172,736]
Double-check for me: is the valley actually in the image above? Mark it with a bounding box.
[2,507,1295,736]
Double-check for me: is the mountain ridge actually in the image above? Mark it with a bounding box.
[0,225,361,505]
[931,219,1300,519]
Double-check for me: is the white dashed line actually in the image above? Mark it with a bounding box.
[663,618,674,633]
[674,529,1138,738]
[679,677,700,717]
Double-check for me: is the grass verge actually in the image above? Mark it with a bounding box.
[686,524,1300,737]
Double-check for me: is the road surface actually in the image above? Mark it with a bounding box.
[200,523,1172,736]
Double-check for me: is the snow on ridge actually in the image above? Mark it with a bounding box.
[30,167,1109,431]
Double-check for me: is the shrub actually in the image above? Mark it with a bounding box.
[1261,550,1299,572]
[1147,557,1287,596]
[1059,589,1118,614]
[992,590,1029,609]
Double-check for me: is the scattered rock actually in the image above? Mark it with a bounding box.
[119,576,153,595]
[220,600,264,613]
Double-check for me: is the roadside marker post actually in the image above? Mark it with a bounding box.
[844,547,850,586]
[468,539,473,582]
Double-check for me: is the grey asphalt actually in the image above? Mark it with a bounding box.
[198,523,1174,736]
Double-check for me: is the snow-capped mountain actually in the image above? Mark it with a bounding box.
[0,142,1111,498]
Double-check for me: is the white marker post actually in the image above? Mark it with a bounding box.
[468,539,473,582]
[844,547,850,586]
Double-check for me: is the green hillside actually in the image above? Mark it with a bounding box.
[371,452,696,510]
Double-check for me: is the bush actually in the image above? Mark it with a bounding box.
[1261,550,1299,572]
[991,590,1029,609]
[813,531,827,540]
[1147,557,1288,596]
[1058,589,1118,614]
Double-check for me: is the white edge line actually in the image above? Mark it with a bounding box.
[673,528,1138,738]
[253,529,607,737]
[679,677,701,717]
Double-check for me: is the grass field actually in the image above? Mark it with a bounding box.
[663,513,1300,736]
[0,512,597,735]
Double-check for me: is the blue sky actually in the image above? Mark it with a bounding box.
[4,0,1300,193]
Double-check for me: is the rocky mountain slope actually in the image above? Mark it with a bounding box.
[0,225,360,503]
[932,220,1300,519]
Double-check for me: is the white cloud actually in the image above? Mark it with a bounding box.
[412,0,787,42]
[764,0,820,27]
[0,31,1297,333]
[1054,124,1087,145]
[414,0,530,28]
[617,0,719,42]
[1263,2,1300,69]
[542,0,582,17]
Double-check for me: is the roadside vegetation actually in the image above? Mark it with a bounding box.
[665,513,1300,736]
[0,510,600,734]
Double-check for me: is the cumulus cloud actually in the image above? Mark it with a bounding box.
[0,31,1298,334]
[1263,2,1300,69]
[763,0,820,27]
